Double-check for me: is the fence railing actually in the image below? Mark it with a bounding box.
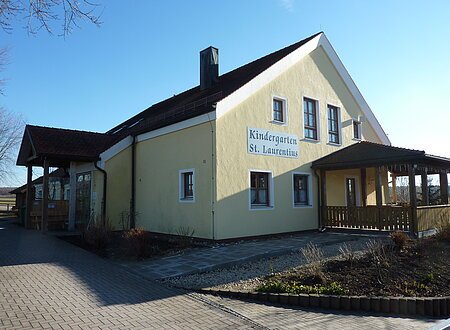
[325,205,411,231]
[30,200,69,230]
[417,204,450,232]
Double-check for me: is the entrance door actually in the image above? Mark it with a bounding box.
[75,172,91,228]
[346,178,357,207]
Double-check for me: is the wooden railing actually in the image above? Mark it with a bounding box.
[325,205,411,231]
[30,200,69,230]
[417,205,450,232]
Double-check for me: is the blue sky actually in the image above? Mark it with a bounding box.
[2,0,450,185]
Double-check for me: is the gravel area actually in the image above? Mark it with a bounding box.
[161,236,378,292]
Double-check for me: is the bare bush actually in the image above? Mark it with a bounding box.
[390,231,409,250]
[175,226,195,248]
[338,242,356,264]
[366,239,392,267]
[83,216,112,253]
[123,227,151,260]
[301,242,325,279]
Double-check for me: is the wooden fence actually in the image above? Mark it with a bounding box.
[417,205,450,232]
[30,200,69,230]
[325,205,411,231]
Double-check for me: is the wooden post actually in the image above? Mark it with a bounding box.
[68,162,76,231]
[25,165,33,229]
[391,173,397,204]
[42,158,49,232]
[440,172,449,205]
[320,170,327,228]
[375,166,383,230]
[360,168,367,207]
[408,164,418,234]
[421,172,429,206]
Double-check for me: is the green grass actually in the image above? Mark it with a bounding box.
[257,280,348,295]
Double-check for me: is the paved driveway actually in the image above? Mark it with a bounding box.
[0,218,441,329]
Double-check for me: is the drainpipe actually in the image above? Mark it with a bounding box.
[94,160,107,225]
[314,169,324,231]
[130,135,137,229]
[207,110,216,240]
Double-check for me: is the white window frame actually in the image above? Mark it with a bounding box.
[179,168,195,203]
[327,104,342,146]
[344,175,361,207]
[249,169,274,211]
[352,119,362,140]
[292,172,313,208]
[302,96,321,143]
[271,95,288,125]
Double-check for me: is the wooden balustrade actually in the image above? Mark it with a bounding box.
[324,205,411,231]
[417,205,450,232]
[30,200,69,230]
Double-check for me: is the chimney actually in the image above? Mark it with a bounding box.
[200,46,219,90]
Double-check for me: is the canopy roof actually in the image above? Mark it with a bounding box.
[16,125,119,167]
[311,141,450,174]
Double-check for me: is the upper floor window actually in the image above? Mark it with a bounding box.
[272,98,286,123]
[304,98,318,140]
[327,105,340,144]
[353,120,362,140]
[179,169,195,202]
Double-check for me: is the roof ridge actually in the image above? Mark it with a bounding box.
[26,124,112,136]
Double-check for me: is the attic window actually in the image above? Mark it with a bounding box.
[272,97,287,124]
[353,120,362,140]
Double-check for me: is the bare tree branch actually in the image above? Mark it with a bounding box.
[0,107,24,183]
[0,0,102,36]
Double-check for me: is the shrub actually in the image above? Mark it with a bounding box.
[83,217,113,253]
[366,239,392,267]
[390,231,409,250]
[123,227,151,259]
[175,226,195,248]
[257,280,347,295]
[435,216,450,241]
[301,242,324,278]
[338,242,356,264]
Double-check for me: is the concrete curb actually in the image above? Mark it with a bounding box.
[200,289,450,318]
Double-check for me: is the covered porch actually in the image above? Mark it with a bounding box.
[312,142,450,235]
[16,125,116,232]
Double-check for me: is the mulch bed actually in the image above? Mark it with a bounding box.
[59,231,205,261]
[262,234,450,297]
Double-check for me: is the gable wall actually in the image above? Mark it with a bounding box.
[214,46,385,239]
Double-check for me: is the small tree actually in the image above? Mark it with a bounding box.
[0,107,23,184]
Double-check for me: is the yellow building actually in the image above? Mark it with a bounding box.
[16,32,450,238]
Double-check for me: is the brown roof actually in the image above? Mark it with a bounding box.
[311,141,450,171]
[17,32,322,166]
[108,32,322,137]
[16,125,119,167]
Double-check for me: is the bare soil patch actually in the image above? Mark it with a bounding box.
[258,233,450,297]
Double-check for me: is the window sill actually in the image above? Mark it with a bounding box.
[352,138,362,141]
[301,138,320,144]
[250,205,274,211]
[327,142,342,147]
[270,120,287,126]
[294,204,313,209]
[179,198,195,203]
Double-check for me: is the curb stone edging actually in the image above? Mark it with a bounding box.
[199,289,450,318]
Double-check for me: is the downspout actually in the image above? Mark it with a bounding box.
[207,109,216,240]
[130,135,137,229]
[313,169,324,231]
[94,160,107,225]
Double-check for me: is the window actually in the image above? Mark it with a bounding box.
[250,172,270,207]
[179,169,195,202]
[293,174,311,206]
[304,98,318,140]
[327,105,340,144]
[272,98,285,123]
[353,120,362,140]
